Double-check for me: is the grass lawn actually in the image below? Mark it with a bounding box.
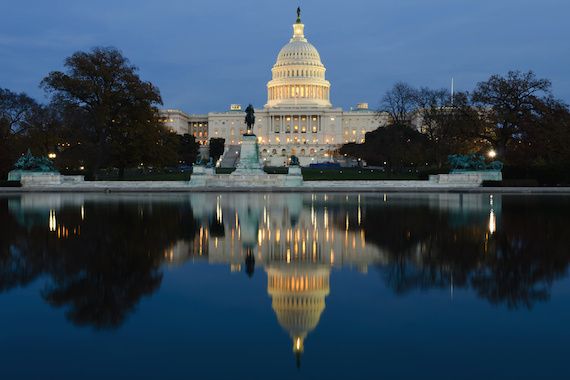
[0,180,21,187]
[302,168,422,181]
[94,171,191,181]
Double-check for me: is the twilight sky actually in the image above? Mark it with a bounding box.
[1,0,569,113]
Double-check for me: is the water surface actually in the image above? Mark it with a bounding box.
[1,192,570,379]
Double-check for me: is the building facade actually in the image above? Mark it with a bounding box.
[160,10,387,166]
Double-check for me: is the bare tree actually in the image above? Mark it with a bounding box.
[379,82,418,126]
[0,88,38,139]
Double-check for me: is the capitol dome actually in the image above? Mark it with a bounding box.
[266,9,332,109]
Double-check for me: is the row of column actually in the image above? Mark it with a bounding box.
[270,115,322,133]
[268,85,329,101]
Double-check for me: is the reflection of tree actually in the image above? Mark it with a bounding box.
[0,198,197,328]
[470,197,570,309]
[0,198,45,292]
[244,249,255,278]
[351,196,570,310]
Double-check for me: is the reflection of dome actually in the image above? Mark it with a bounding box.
[266,264,330,362]
[266,9,331,108]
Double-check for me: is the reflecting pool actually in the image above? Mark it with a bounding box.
[1,192,570,378]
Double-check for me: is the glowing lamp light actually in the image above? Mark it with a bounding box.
[488,150,497,159]
[48,153,57,159]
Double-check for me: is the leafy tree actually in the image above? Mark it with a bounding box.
[41,47,166,178]
[509,97,570,167]
[340,124,430,170]
[25,103,64,158]
[472,70,552,159]
[209,138,225,164]
[178,133,199,164]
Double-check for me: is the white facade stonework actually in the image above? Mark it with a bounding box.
[160,11,387,166]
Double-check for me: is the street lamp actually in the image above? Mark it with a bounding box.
[48,153,57,159]
[487,149,497,159]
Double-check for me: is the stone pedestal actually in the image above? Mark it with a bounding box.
[8,171,86,187]
[285,165,303,186]
[429,170,502,185]
[190,165,215,186]
[232,134,265,176]
[188,134,305,188]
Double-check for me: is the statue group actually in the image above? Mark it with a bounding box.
[448,154,503,171]
[14,150,58,172]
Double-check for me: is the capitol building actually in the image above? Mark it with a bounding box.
[160,9,386,166]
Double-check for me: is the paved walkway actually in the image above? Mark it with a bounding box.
[1,181,570,194]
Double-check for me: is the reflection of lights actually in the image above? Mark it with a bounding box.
[311,206,316,227]
[490,195,494,206]
[383,193,387,202]
[216,196,223,223]
[49,210,56,232]
[295,338,301,351]
[80,205,85,221]
[489,209,496,234]
[199,227,204,255]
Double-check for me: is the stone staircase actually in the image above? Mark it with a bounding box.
[219,145,241,168]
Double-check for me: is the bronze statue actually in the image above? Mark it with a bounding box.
[245,104,255,135]
[296,7,301,22]
[14,149,57,172]
[448,154,503,171]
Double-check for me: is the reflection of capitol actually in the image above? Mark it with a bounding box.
[185,193,388,362]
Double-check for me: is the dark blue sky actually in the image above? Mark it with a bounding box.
[1,0,569,113]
